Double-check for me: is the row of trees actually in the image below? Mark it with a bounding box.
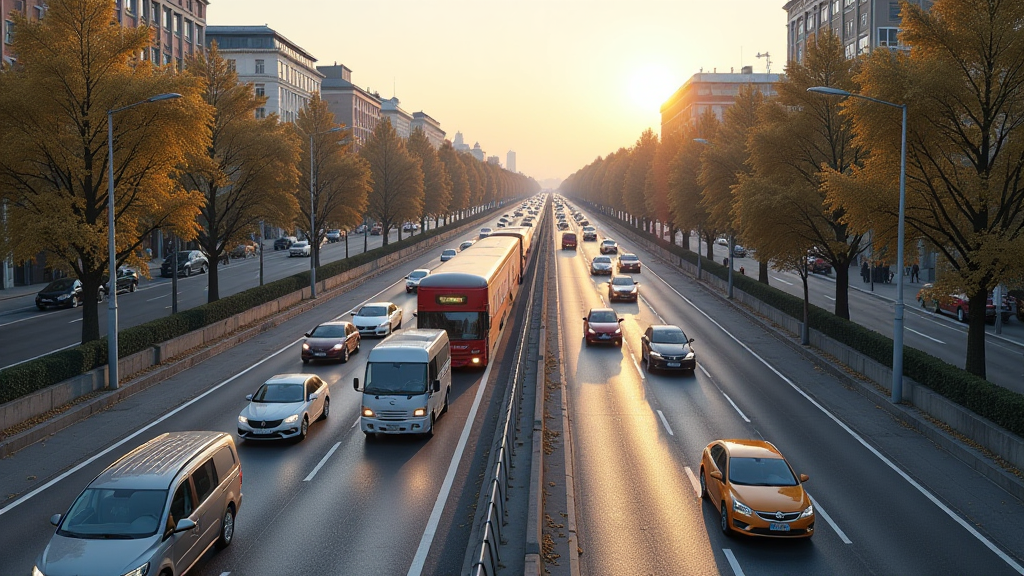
[561,0,1024,379]
[0,0,537,344]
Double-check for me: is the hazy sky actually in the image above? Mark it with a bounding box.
[208,1,787,186]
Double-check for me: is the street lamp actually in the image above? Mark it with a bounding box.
[309,126,343,299]
[808,85,908,404]
[107,92,181,389]
[693,138,734,298]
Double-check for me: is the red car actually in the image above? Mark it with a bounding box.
[301,321,361,363]
[918,287,1013,323]
[583,307,623,346]
[617,253,641,273]
[561,232,577,250]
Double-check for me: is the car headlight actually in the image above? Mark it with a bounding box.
[332,343,344,350]
[379,321,389,327]
[630,287,637,293]
[587,328,596,334]
[32,566,46,576]
[732,498,752,517]
[684,352,695,360]
[799,503,814,519]
[283,414,299,424]
[121,563,149,576]
[413,407,427,417]
[57,294,69,300]
[648,350,662,358]
[302,343,310,350]
[362,407,375,417]
[238,415,248,424]
[614,328,621,334]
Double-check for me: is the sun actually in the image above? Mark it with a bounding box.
[627,64,679,113]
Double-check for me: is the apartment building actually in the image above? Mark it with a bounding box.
[784,0,932,63]
[411,111,445,148]
[660,67,781,137]
[380,97,413,139]
[318,63,381,150]
[506,150,516,173]
[206,25,323,123]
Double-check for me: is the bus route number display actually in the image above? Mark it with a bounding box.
[437,295,467,305]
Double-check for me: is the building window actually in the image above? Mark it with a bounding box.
[176,57,182,71]
[196,25,203,46]
[255,83,265,97]
[226,59,236,72]
[126,0,137,14]
[860,13,868,28]
[163,7,171,30]
[174,14,182,37]
[821,5,829,21]
[845,43,856,58]
[844,0,854,7]
[35,5,46,18]
[889,1,901,20]
[832,0,840,12]
[256,107,266,119]
[164,52,172,65]
[878,27,900,46]
[4,20,13,44]
[184,20,192,42]
[846,20,854,37]
[255,59,265,74]
[858,35,870,54]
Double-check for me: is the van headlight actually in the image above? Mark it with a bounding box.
[413,407,427,417]
[32,566,46,576]
[362,407,375,417]
[648,350,662,358]
[121,563,150,576]
[283,414,299,424]
[379,321,389,328]
[684,352,695,360]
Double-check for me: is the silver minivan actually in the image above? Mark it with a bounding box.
[34,431,242,576]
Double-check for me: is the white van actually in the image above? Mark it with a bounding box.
[354,329,452,438]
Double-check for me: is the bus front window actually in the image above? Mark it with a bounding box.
[418,311,486,340]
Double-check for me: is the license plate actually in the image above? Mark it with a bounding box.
[769,522,790,532]
[667,362,681,368]
[600,334,610,339]
[251,428,273,434]
[314,352,327,357]
[379,425,393,432]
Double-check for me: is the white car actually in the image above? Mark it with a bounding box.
[289,240,311,257]
[237,374,329,442]
[590,255,613,275]
[440,249,458,262]
[352,302,403,337]
[479,227,493,239]
[406,268,430,293]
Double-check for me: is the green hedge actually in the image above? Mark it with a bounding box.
[601,208,1024,438]
[0,206,506,405]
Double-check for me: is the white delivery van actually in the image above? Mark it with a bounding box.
[354,329,452,438]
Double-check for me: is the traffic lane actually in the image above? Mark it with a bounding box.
[555,243,723,575]
[608,230,1024,574]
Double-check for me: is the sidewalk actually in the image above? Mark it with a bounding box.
[0,258,164,303]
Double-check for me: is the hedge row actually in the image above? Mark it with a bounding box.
[0,207,504,405]
[608,212,1024,438]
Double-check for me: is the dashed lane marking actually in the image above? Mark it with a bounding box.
[808,493,852,544]
[656,410,674,436]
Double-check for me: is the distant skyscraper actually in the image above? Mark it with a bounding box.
[453,132,470,152]
[471,142,485,162]
[506,150,517,173]
[487,156,500,166]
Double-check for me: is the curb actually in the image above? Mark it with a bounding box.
[554,238,581,576]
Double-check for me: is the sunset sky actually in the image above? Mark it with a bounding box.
[207,1,788,187]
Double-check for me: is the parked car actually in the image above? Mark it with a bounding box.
[808,257,832,275]
[640,324,695,373]
[715,237,729,247]
[160,250,209,278]
[617,253,641,273]
[370,225,383,235]
[274,236,297,250]
[918,287,1013,323]
[102,268,140,295]
[326,229,343,243]
[607,274,639,302]
[355,224,368,234]
[459,240,476,251]
[238,374,330,441]
[230,241,257,259]
[700,439,814,539]
[352,302,403,337]
[600,239,619,254]
[733,245,747,258]
[557,221,570,231]
[289,241,311,257]
[440,248,458,262]
[591,255,613,275]
[582,226,598,241]
[302,321,360,363]
[561,232,577,250]
[583,307,623,346]
[406,268,430,293]
[36,278,91,310]
[35,431,242,576]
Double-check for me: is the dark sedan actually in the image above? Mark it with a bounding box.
[641,324,696,373]
[160,250,208,278]
[301,321,361,363]
[102,268,139,295]
[35,278,91,310]
[617,253,642,273]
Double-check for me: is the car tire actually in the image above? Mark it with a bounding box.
[424,414,435,438]
[957,308,966,322]
[932,301,940,314]
[699,468,708,499]
[442,388,450,414]
[320,397,330,420]
[200,264,208,274]
[302,358,309,364]
[129,282,137,293]
[71,296,79,308]
[721,503,731,536]
[584,338,591,347]
[184,266,191,277]
[646,355,653,373]
[216,505,235,549]
[36,304,46,311]
[397,318,402,329]
[363,431,375,440]
[296,416,309,442]
[354,339,361,353]
[341,346,350,363]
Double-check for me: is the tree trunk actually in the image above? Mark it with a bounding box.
[965,289,988,378]
[759,260,769,284]
[208,260,220,303]
[833,259,851,319]
[80,276,103,343]
[705,233,714,260]
[801,268,810,345]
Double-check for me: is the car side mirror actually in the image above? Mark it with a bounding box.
[433,379,441,393]
[641,335,648,342]
[50,513,62,527]
[173,518,196,533]
[634,282,639,285]
[353,377,360,391]
[304,332,311,337]
[710,470,723,481]
[245,394,253,401]
[308,393,318,402]
[799,474,809,483]
[618,318,624,323]
[405,276,410,279]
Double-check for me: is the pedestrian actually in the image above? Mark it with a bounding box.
[861,261,870,283]
[911,263,920,283]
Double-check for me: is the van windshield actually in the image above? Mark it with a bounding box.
[58,488,167,539]
[365,362,428,395]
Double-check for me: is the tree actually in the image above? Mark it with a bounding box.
[294,94,371,263]
[438,141,470,223]
[668,111,720,260]
[623,129,658,230]
[0,0,210,342]
[824,0,1024,377]
[646,129,682,244]
[602,149,631,216]
[360,118,423,246]
[180,43,301,302]
[408,128,452,231]
[740,30,866,319]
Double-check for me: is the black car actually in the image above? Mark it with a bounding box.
[640,324,696,373]
[102,268,139,295]
[160,250,209,278]
[274,236,297,250]
[36,278,93,310]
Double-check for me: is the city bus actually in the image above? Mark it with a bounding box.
[416,236,522,368]
[489,225,534,279]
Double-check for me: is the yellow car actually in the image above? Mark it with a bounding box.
[700,439,814,538]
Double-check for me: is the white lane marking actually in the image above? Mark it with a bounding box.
[69,317,83,323]
[771,276,794,286]
[825,295,836,301]
[146,293,168,302]
[303,442,342,482]
[351,416,361,429]
[0,333,301,518]
[631,353,642,375]
[1,342,80,370]
[906,327,944,344]
[808,493,852,544]
[639,294,666,323]
[219,572,230,576]
[639,265,1024,574]
[699,364,711,378]
[721,392,750,423]
[684,466,700,496]
[406,341,499,576]
[0,314,45,328]
[723,549,746,576]
[656,410,674,436]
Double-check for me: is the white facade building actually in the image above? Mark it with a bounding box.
[453,131,471,152]
[411,111,445,148]
[506,150,516,173]
[380,97,413,139]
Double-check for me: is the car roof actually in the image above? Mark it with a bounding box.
[620,253,638,258]
[89,431,229,490]
[315,320,352,327]
[611,274,634,281]
[265,373,314,385]
[587,307,615,315]
[443,248,457,253]
[411,268,430,274]
[593,255,611,261]
[359,301,394,309]
[719,439,784,459]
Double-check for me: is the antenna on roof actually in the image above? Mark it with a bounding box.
[756,51,772,74]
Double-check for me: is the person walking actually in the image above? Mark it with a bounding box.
[861,261,870,283]
[911,263,920,283]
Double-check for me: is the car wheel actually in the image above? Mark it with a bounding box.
[354,339,361,353]
[363,431,375,440]
[424,414,435,438]
[341,346,350,363]
[397,318,403,329]
[721,503,731,536]
[646,355,653,373]
[320,397,330,420]
[200,264,208,274]
[184,266,191,277]
[302,357,309,364]
[932,301,940,314]
[36,304,46,311]
[216,505,235,549]
[957,308,966,322]
[699,468,708,499]
[297,416,309,442]
[585,338,591,347]
[71,296,79,308]
[129,281,137,293]
[442,388,450,414]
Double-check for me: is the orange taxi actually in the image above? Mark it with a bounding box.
[699,439,814,538]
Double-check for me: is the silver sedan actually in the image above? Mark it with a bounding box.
[238,374,329,442]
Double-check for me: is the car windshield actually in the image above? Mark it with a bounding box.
[58,488,167,539]
[728,457,798,487]
[621,255,638,261]
[292,241,308,247]
[309,324,347,338]
[589,311,618,323]
[252,383,305,403]
[460,242,474,249]
[481,228,492,233]
[418,311,485,340]
[409,271,428,279]
[443,250,457,256]
[364,362,428,395]
[164,251,192,262]
[43,278,76,291]
[358,306,387,317]
[603,240,615,245]
[652,329,688,344]
[611,277,634,286]
[594,257,611,264]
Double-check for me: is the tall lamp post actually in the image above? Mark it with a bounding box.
[309,126,343,299]
[693,138,733,298]
[107,93,181,390]
[808,86,907,404]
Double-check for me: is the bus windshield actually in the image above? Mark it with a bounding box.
[418,311,486,340]
[364,362,428,395]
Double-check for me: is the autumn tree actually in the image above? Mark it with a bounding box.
[623,129,658,230]
[0,0,210,342]
[646,129,682,244]
[360,118,423,246]
[438,141,470,223]
[602,149,631,217]
[180,43,301,302]
[407,128,452,232]
[461,154,484,210]
[824,0,1024,377]
[668,111,720,260]
[740,30,866,319]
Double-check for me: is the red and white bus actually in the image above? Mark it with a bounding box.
[417,236,522,368]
